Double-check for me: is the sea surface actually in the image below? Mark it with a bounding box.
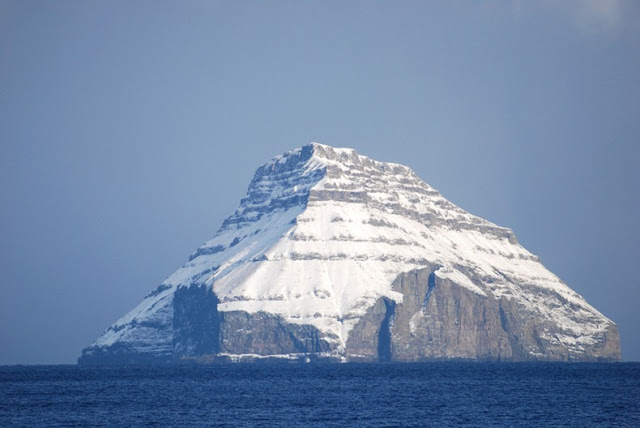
[1,362,639,427]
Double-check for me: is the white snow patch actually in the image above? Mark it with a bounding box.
[434,266,487,296]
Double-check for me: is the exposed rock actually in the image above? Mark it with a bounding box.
[346,266,620,362]
[172,284,220,357]
[218,311,332,355]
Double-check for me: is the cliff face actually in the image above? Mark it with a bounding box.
[79,143,621,364]
[80,268,620,364]
[347,266,620,362]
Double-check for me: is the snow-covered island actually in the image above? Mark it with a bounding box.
[79,143,620,364]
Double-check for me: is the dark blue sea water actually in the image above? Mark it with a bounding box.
[1,363,639,427]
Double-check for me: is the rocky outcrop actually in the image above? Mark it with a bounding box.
[389,267,513,361]
[218,311,332,355]
[346,266,620,362]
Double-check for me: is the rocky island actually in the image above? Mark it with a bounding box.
[79,143,620,364]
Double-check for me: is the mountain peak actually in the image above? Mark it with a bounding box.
[304,141,360,161]
[268,142,416,178]
[79,143,620,364]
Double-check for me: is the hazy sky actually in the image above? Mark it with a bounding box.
[1,1,639,364]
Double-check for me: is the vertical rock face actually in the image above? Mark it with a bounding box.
[346,266,620,362]
[172,285,220,357]
[218,312,332,356]
[390,268,512,361]
[79,143,621,364]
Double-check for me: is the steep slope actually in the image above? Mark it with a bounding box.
[79,143,620,364]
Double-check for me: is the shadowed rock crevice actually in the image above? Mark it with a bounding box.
[377,299,396,362]
[423,272,436,308]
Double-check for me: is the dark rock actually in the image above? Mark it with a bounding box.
[172,284,220,357]
[218,311,332,355]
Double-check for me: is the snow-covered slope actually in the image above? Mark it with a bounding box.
[80,143,619,363]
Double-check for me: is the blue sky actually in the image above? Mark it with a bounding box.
[1,0,639,363]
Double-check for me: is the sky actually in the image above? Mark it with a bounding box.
[1,0,639,364]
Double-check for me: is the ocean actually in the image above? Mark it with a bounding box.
[1,362,639,427]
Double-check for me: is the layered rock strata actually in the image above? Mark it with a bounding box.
[79,143,620,364]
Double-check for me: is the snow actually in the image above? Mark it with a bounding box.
[93,286,174,352]
[434,266,487,296]
[91,142,614,357]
